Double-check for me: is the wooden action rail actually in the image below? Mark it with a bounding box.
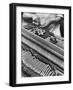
[21,29,64,73]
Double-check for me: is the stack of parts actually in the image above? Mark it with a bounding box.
[22,50,56,76]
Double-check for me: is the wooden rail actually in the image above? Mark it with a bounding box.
[21,29,64,73]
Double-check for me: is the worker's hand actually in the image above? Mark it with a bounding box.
[39,14,63,28]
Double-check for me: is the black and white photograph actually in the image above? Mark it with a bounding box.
[10,3,71,87]
[21,12,64,77]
